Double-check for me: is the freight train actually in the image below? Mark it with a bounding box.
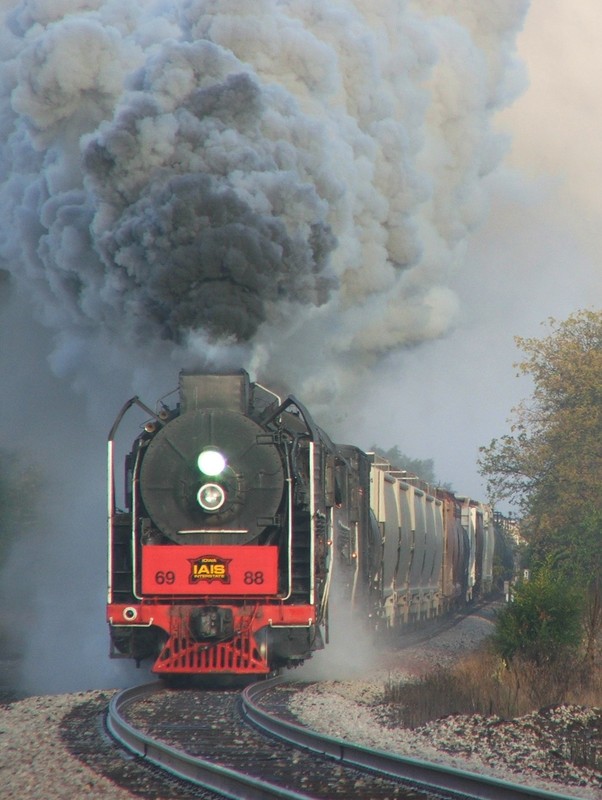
[107,370,495,676]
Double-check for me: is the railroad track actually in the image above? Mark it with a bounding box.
[106,678,580,800]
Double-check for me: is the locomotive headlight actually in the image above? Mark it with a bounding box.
[197,450,229,512]
[197,449,227,476]
[197,482,226,512]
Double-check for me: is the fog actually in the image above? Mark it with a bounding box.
[0,1,600,692]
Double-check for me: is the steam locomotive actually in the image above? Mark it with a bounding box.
[107,370,494,676]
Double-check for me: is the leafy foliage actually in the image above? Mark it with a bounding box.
[492,564,583,667]
[370,444,437,484]
[479,309,602,550]
[480,310,602,693]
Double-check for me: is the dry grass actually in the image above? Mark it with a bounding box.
[384,644,602,771]
[383,643,602,728]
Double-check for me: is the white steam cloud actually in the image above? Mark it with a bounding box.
[0,0,528,692]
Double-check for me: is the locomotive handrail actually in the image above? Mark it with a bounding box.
[108,395,139,444]
[107,399,140,604]
[254,380,282,407]
[258,395,321,442]
[107,395,160,444]
[107,395,163,605]
[309,440,316,607]
[279,439,295,602]
[130,445,144,601]
[107,395,161,515]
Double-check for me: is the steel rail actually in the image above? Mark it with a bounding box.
[106,682,313,800]
[242,677,582,800]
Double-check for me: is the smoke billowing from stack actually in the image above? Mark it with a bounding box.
[0,1,528,691]
[0,0,528,410]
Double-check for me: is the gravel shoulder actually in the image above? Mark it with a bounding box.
[289,609,602,799]
[0,691,134,800]
[1,607,600,799]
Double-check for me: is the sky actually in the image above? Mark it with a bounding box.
[0,0,600,693]
[354,0,602,500]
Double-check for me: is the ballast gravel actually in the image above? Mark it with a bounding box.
[290,683,602,798]
[290,611,602,799]
[1,610,600,799]
[0,691,132,800]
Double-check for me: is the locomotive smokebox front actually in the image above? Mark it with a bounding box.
[139,373,285,546]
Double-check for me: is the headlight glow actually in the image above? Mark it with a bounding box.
[197,482,226,512]
[197,449,227,476]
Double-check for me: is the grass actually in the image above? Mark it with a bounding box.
[383,642,602,771]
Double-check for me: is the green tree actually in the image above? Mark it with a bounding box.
[370,444,436,484]
[480,310,602,684]
[479,309,602,549]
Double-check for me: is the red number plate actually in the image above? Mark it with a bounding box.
[141,545,279,595]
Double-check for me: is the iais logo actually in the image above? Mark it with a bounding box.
[188,555,232,585]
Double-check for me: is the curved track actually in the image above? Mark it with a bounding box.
[106,681,308,800]
[107,679,580,800]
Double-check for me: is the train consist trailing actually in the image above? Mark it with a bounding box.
[107,370,495,676]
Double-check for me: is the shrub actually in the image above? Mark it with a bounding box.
[491,564,583,668]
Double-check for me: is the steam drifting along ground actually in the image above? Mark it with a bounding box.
[0,1,532,695]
